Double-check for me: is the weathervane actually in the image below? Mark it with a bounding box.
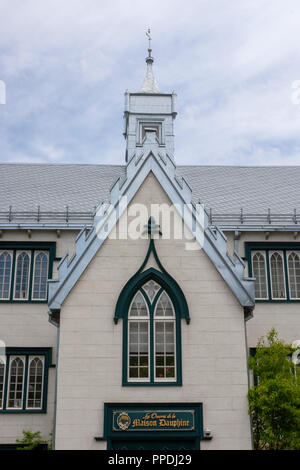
[146,28,152,56]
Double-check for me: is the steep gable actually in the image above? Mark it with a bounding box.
[48,144,255,320]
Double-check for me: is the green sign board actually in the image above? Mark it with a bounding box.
[112,409,195,432]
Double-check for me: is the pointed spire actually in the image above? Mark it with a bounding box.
[140,28,160,94]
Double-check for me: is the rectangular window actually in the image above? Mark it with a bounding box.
[0,348,51,413]
[154,321,176,382]
[0,244,55,303]
[247,244,300,301]
[128,320,150,382]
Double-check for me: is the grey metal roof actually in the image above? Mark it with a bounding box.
[1,163,300,226]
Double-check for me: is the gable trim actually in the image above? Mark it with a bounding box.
[48,150,255,315]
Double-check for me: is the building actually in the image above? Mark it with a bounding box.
[0,40,299,450]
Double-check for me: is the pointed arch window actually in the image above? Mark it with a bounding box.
[115,231,189,386]
[27,357,44,409]
[118,271,189,386]
[0,243,55,303]
[7,357,25,409]
[32,251,49,300]
[269,251,286,299]
[13,251,31,300]
[0,348,52,413]
[0,251,12,300]
[287,251,300,299]
[248,244,300,302]
[251,251,268,299]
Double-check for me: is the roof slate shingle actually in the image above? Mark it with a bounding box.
[1,163,299,218]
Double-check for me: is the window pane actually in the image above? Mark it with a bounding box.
[14,252,30,300]
[0,362,5,409]
[32,252,49,300]
[288,252,300,299]
[128,321,149,379]
[252,251,268,299]
[0,251,12,300]
[129,291,148,317]
[270,252,286,299]
[155,292,174,317]
[155,320,176,380]
[27,357,44,409]
[7,357,24,408]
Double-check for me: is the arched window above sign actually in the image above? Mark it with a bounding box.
[114,218,189,386]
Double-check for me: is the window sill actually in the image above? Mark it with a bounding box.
[0,409,47,414]
[122,381,182,387]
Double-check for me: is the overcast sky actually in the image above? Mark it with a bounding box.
[1,0,300,166]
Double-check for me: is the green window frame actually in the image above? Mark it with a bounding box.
[0,243,56,303]
[114,234,189,387]
[120,273,185,387]
[127,282,178,384]
[0,348,52,413]
[246,243,300,302]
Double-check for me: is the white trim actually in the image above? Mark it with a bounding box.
[6,356,25,410]
[48,151,255,312]
[269,250,286,300]
[251,250,269,300]
[13,250,31,301]
[154,292,176,383]
[26,356,44,410]
[31,251,49,301]
[287,250,300,300]
[127,293,150,383]
[0,250,13,300]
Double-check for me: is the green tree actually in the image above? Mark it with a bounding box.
[16,430,50,450]
[248,328,300,450]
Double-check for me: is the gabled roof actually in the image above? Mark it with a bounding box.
[1,164,300,227]
[47,148,255,317]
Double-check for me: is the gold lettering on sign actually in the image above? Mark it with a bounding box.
[158,419,190,428]
[132,419,157,428]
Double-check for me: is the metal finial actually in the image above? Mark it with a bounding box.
[146,28,152,53]
[140,28,160,93]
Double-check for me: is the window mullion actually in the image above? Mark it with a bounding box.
[283,251,290,301]
[23,356,29,410]
[9,251,16,301]
[266,251,272,300]
[28,250,34,302]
